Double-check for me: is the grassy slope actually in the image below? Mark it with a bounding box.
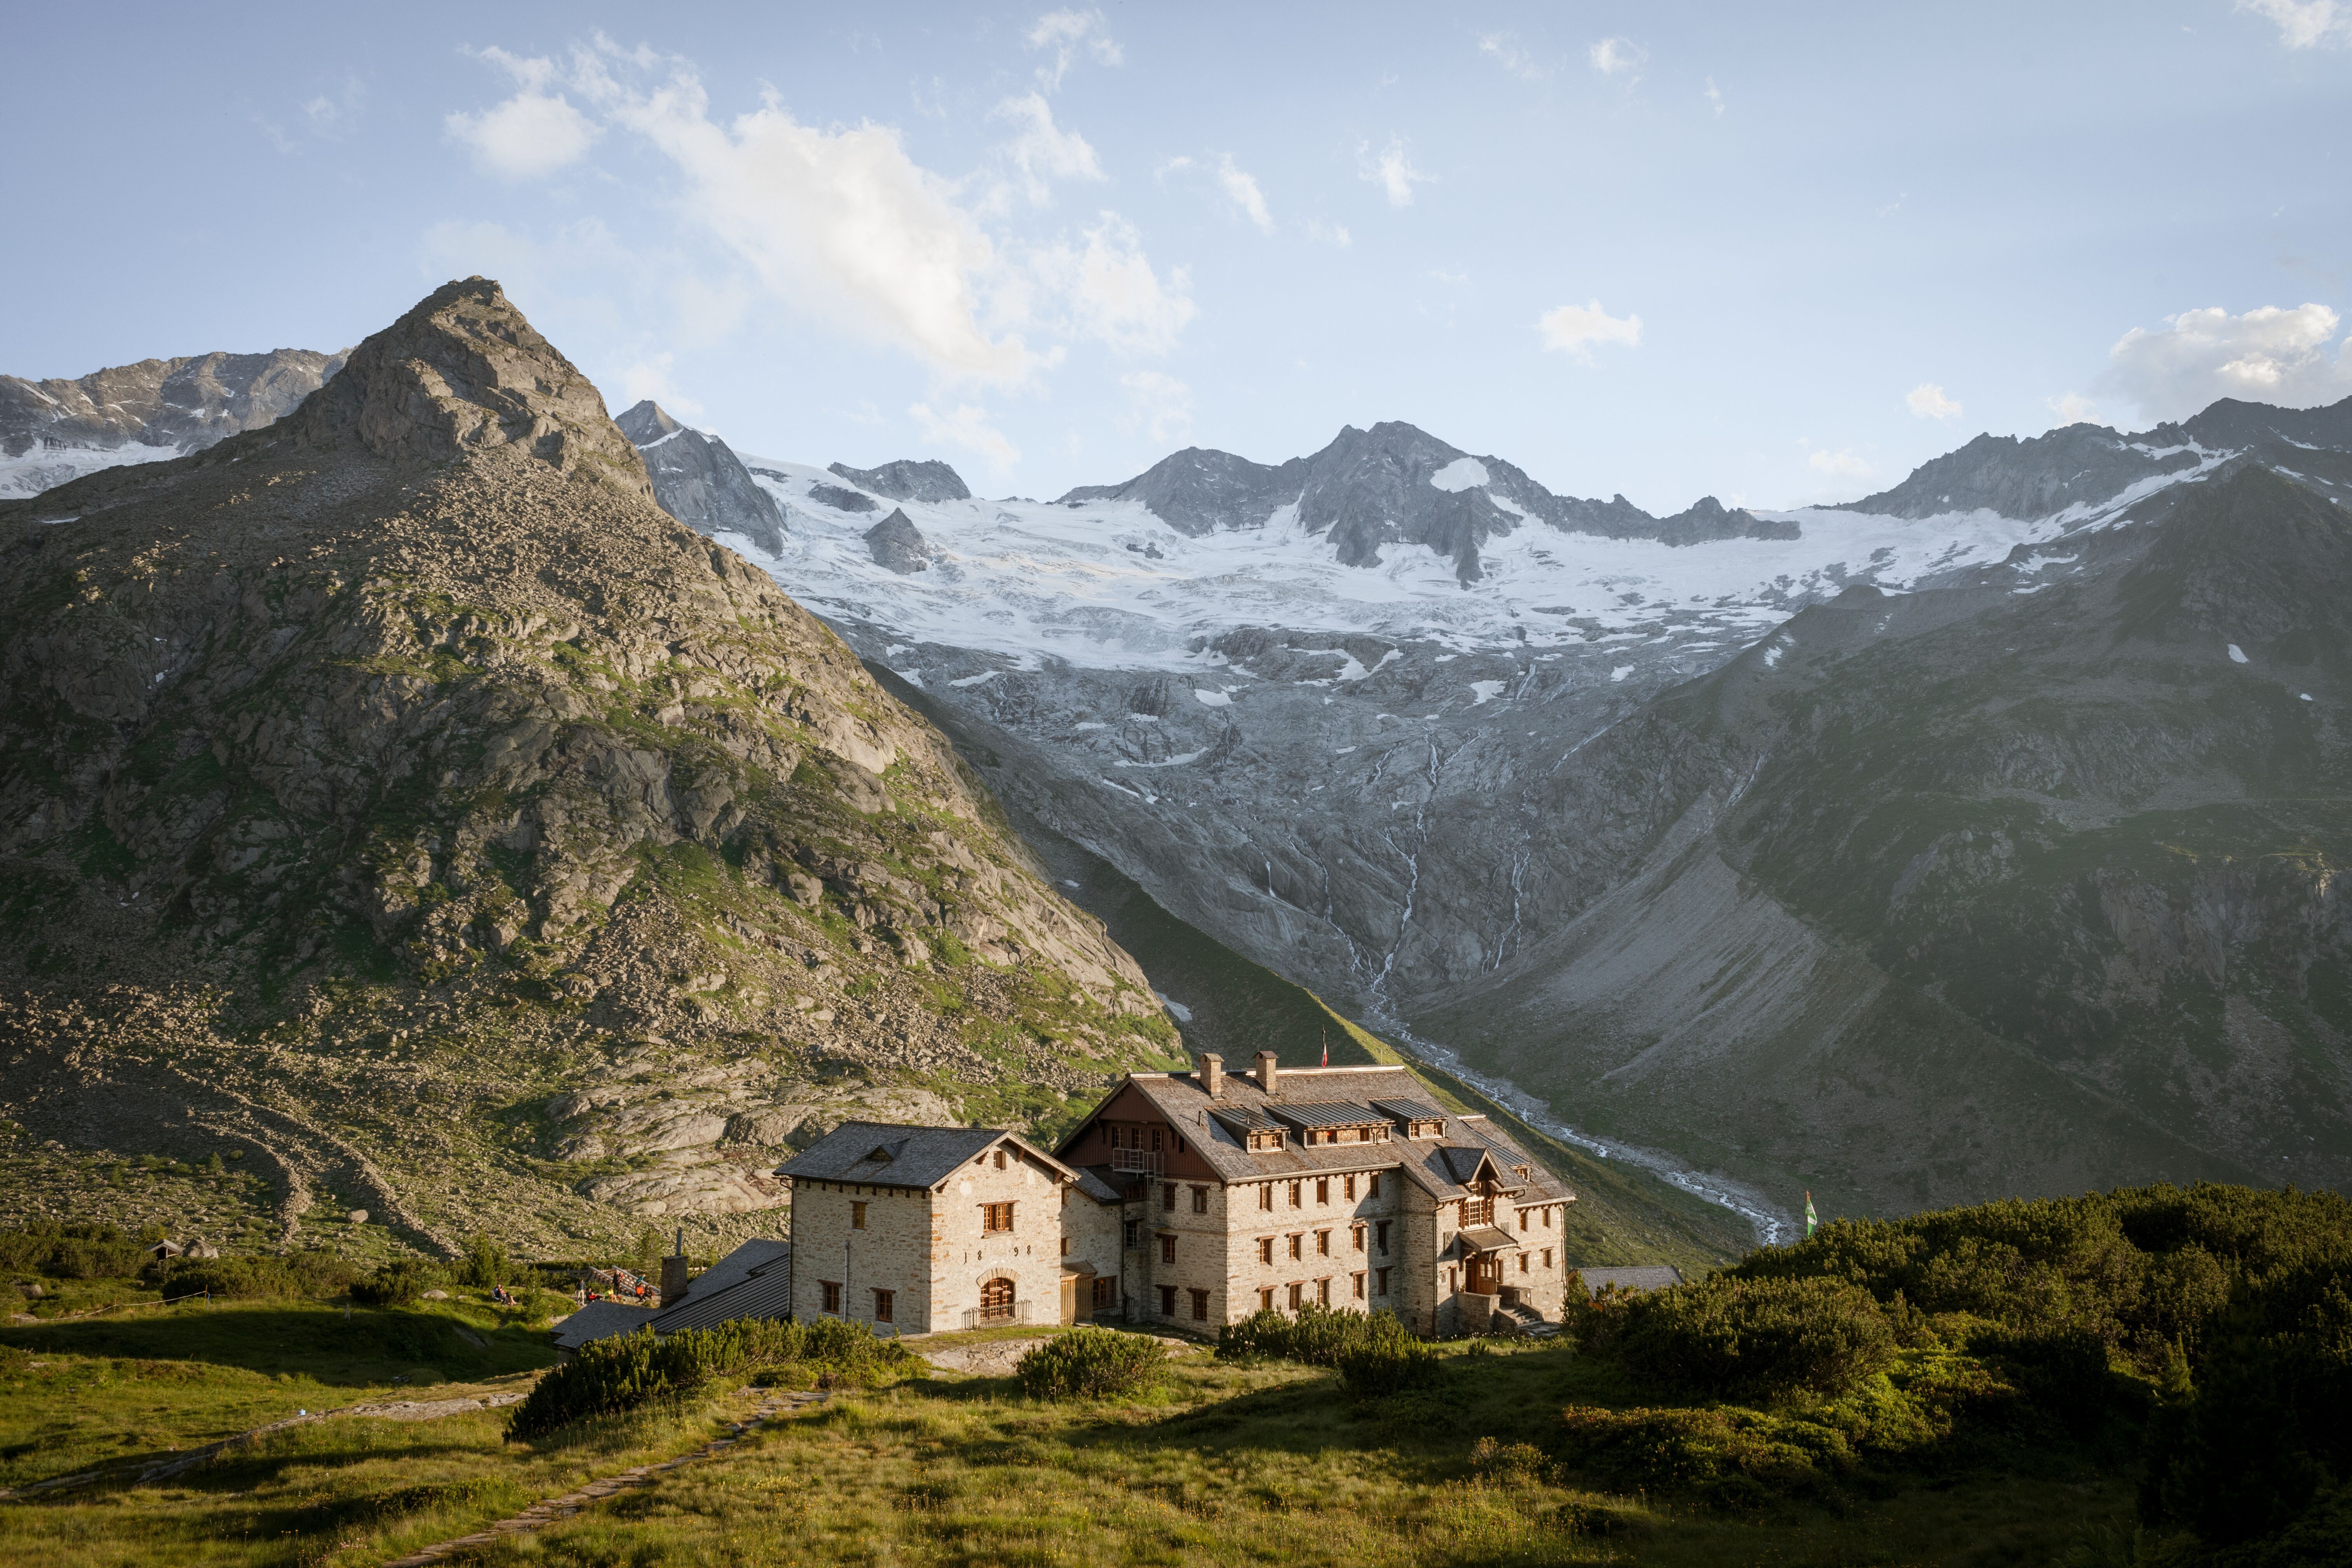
[889,663,1753,1274]
[0,1314,2132,1568]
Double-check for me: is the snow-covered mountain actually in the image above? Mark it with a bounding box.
[714,402,2352,1226]
[1,348,345,499]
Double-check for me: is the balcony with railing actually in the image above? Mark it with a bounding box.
[1110,1148,1163,1178]
[963,1299,1032,1330]
[1459,1197,1494,1228]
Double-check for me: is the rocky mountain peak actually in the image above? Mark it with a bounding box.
[827,458,971,504]
[0,280,1172,1253]
[865,507,932,573]
[615,399,685,445]
[276,276,650,497]
[616,397,788,555]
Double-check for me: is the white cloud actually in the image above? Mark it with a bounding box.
[620,352,705,419]
[1704,75,1724,115]
[1478,32,1547,79]
[2102,304,2352,422]
[1537,299,1642,361]
[1807,448,1872,477]
[593,62,1041,385]
[1034,214,1196,356]
[1215,154,1273,233]
[2047,393,2101,426]
[912,401,1020,469]
[1119,370,1193,443]
[1588,37,1647,77]
[2236,0,2352,47]
[447,49,600,178]
[1359,136,1431,207]
[1027,8,1123,90]
[1906,382,1963,420]
[1306,219,1352,248]
[992,91,1106,205]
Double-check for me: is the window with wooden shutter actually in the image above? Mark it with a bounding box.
[1163,1182,1176,1211]
[1259,1286,1274,1311]
[821,1280,842,1314]
[1288,1233,1302,1260]
[1160,1234,1176,1264]
[1191,1185,1208,1213]
[1316,1178,1329,1204]
[1352,1271,1365,1299]
[873,1288,894,1323]
[1190,1288,1209,1321]
[1316,1229,1330,1256]
[1368,1173,1381,1197]
[983,1201,1015,1233]
[1258,1236,1274,1265]
[1287,1281,1303,1311]
[1259,1184,1274,1211]
[851,1201,867,1230]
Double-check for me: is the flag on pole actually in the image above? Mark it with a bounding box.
[1320,1026,1329,1068]
[1804,1190,1818,1239]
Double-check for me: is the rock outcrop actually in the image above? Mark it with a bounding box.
[827,458,970,504]
[0,278,1173,1257]
[864,508,931,574]
[618,400,788,555]
[1,348,345,499]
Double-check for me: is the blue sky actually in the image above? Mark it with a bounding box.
[6,2,2349,510]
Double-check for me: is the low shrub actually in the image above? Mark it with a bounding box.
[1015,1329,1166,1400]
[352,1259,444,1307]
[0,1223,149,1280]
[1558,1404,1855,1507]
[1218,1303,1424,1367]
[508,1317,913,1441]
[1614,1274,1897,1403]
[149,1250,359,1301]
[1337,1325,1439,1399]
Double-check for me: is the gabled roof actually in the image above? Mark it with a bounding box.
[652,1239,793,1335]
[776,1120,1085,1191]
[550,1300,657,1350]
[1062,1066,1573,1205]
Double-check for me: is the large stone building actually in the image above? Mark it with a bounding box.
[773,1051,1574,1337]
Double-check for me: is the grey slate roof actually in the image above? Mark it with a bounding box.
[1575,1266,1686,1296]
[1370,1097,1448,1122]
[775,1122,1007,1190]
[777,1120,1096,1196]
[550,1300,658,1350]
[652,1239,793,1335]
[1063,1066,1572,1206]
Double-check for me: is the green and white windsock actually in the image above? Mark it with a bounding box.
[1804,1191,1818,1238]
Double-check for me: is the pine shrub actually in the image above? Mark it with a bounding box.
[1014,1328,1167,1400]
[1614,1274,1897,1403]
[352,1258,443,1307]
[507,1317,912,1442]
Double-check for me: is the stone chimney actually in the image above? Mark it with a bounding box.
[1255,1050,1279,1098]
[1197,1053,1223,1097]
[659,1227,691,1305]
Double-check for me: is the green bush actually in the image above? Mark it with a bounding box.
[1336,1328,1438,1400]
[508,1317,914,1442]
[1014,1329,1166,1400]
[1614,1275,1897,1403]
[458,1233,511,1289]
[0,1223,148,1280]
[147,1249,358,1301]
[1217,1303,1423,1367]
[352,1258,443,1307]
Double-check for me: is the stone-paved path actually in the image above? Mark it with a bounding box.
[376,1388,828,1567]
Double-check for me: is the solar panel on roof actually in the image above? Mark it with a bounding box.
[1265,1101,1386,1128]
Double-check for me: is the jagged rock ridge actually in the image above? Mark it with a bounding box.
[0,278,1175,1259]
[618,400,788,556]
[1,348,345,499]
[1058,419,1792,581]
[827,458,970,504]
[1836,394,2352,520]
